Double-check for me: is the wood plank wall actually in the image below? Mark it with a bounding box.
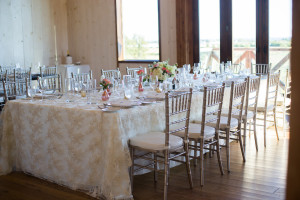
[67,0,177,80]
[287,0,300,199]
[0,0,68,73]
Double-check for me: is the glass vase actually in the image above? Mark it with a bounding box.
[102,89,110,101]
[138,76,144,92]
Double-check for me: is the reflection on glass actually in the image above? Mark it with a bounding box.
[199,0,220,72]
[232,0,256,70]
[269,0,292,81]
[116,0,159,61]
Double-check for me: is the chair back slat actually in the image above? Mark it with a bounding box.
[165,89,193,147]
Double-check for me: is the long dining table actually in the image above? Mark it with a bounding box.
[0,75,266,199]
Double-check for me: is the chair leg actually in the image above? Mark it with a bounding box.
[273,109,279,141]
[209,138,213,158]
[283,106,286,133]
[200,139,204,186]
[264,112,267,147]
[253,118,258,151]
[163,150,170,200]
[193,140,198,166]
[226,128,230,173]
[154,153,158,182]
[130,147,134,191]
[243,120,247,154]
[238,129,246,162]
[216,137,224,175]
[185,144,193,189]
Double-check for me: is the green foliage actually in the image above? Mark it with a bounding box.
[124,35,147,59]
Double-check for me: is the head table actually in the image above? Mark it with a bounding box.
[0,75,267,199]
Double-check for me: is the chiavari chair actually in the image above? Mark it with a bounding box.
[40,66,57,78]
[126,66,142,78]
[282,69,291,131]
[101,68,120,80]
[129,89,193,200]
[251,63,271,76]
[37,74,62,93]
[230,64,242,74]
[71,70,92,83]
[174,84,225,186]
[2,79,28,104]
[208,80,247,172]
[250,71,281,147]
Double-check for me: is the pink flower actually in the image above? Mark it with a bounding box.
[154,64,159,67]
[137,69,144,75]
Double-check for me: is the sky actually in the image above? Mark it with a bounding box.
[121,0,292,42]
[122,0,159,42]
[200,0,292,40]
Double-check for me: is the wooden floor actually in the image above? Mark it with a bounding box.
[0,126,289,200]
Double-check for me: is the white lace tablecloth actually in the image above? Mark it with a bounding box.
[0,89,232,199]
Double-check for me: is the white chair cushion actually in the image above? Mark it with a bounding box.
[129,132,183,151]
[207,116,239,130]
[172,123,215,139]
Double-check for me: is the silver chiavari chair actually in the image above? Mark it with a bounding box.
[209,80,247,172]
[230,64,242,74]
[253,71,281,147]
[37,74,62,93]
[101,68,120,80]
[126,66,142,78]
[282,69,291,131]
[251,63,271,76]
[237,76,261,152]
[174,84,225,186]
[71,70,92,83]
[2,79,28,104]
[129,89,193,200]
[40,66,57,78]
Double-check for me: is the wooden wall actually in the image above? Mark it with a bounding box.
[67,0,177,80]
[0,0,68,73]
[286,0,300,199]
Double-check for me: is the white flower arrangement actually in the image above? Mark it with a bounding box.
[150,60,177,82]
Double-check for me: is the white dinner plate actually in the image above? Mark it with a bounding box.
[102,107,120,113]
[109,100,141,107]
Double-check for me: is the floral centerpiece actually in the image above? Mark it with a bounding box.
[100,79,112,90]
[151,60,177,82]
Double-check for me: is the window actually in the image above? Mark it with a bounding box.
[199,0,220,71]
[269,0,292,80]
[232,0,256,69]
[116,0,160,62]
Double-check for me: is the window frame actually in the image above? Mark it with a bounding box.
[115,0,161,63]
